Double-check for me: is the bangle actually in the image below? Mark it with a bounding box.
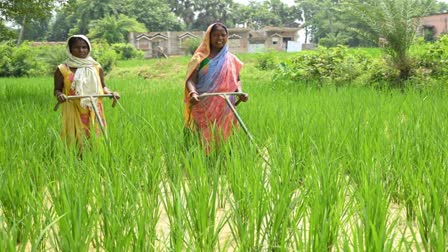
[189,90,198,97]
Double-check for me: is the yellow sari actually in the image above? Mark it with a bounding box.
[58,64,106,148]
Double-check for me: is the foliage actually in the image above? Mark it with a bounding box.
[0,42,47,77]
[255,51,277,71]
[36,44,67,74]
[167,0,196,29]
[319,32,350,48]
[412,35,448,77]
[111,43,144,60]
[0,0,65,22]
[119,0,183,31]
[46,10,72,41]
[91,40,119,73]
[183,37,201,55]
[273,46,372,85]
[192,0,236,30]
[20,17,51,42]
[0,40,122,77]
[88,14,146,44]
[345,0,434,82]
[68,0,119,35]
[0,22,17,42]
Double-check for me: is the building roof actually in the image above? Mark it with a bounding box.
[262,26,300,32]
[419,12,448,18]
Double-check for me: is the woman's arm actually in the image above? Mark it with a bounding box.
[54,68,66,102]
[236,74,248,102]
[187,70,200,105]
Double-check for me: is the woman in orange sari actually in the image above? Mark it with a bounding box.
[54,35,120,149]
[184,23,249,153]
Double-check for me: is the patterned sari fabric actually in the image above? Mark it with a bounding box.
[58,64,106,148]
[184,23,243,151]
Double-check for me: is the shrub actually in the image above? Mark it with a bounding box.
[413,35,448,78]
[0,42,14,76]
[91,40,119,73]
[184,38,201,55]
[111,43,144,60]
[273,46,370,85]
[0,42,47,77]
[255,51,277,71]
[36,44,67,75]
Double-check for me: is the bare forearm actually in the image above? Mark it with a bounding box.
[54,68,64,96]
[187,80,197,93]
[237,81,243,92]
[103,86,113,94]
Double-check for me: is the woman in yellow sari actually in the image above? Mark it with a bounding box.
[184,23,249,153]
[54,35,120,149]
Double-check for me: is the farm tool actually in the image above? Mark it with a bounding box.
[198,92,271,166]
[54,94,117,139]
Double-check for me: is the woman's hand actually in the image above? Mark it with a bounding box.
[190,92,200,105]
[56,92,67,102]
[238,93,249,102]
[111,92,120,100]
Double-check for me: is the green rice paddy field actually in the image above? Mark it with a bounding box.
[0,53,447,251]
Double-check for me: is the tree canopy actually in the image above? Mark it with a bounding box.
[1,0,447,46]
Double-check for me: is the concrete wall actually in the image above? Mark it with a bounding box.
[129,27,302,58]
[420,13,448,38]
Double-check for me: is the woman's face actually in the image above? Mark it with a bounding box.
[210,26,228,50]
[70,39,90,58]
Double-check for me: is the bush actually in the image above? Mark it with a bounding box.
[413,34,448,78]
[184,38,201,55]
[274,46,371,85]
[36,44,67,75]
[111,43,144,60]
[255,51,277,71]
[0,42,14,76]
[0,42,47,77]
[91,40,119,73]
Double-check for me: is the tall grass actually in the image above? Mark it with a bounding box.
[0,54,447,250]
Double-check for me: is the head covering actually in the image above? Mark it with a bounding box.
[185,23,228,81]
[66,35,102,109]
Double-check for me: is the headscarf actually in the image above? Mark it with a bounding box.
[65,35,102,109]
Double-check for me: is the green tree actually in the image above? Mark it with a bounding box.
[47,9,73,41]
[297,0,346,44]
[0,21,17,41]
[192,0,235,30]
[0,0,63,21]
[268,0,302,27]
[231,1,282,30]
[346,0,434,81]
[119,0,182,31]
[0,0,65,44]
[21,18,51,41]
[167,0,196,29]
[68,0,119,35]
[430,0,448,13]
[87,14,146,43]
